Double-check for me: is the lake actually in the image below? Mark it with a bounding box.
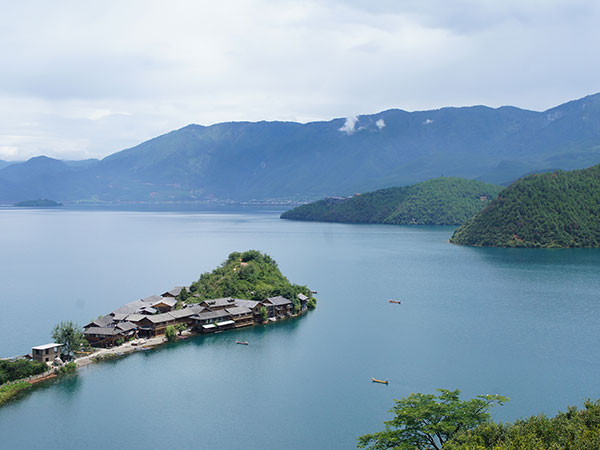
[1,209,599,450]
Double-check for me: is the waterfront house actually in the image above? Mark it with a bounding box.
[32,343,63,363]
[224,305,254,328]
[83,322,137,347]
[261,296,293,318]
[191,310,234,333]
[83,315,115,330]
[297,293,309,311]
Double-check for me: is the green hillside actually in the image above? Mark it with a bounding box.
[450,164,600,247]
[280,177,503,226]
[188,250,315,305]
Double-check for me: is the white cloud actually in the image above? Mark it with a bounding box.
[375,118,385,129]
[339,116,359,135]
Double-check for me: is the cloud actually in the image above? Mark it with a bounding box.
[0,0,600,159]
[339,116,359,135]
[375,118,385,129]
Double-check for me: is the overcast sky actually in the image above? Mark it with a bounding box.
[1,0,599,161]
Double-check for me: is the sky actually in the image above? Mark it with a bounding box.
[1,0,599,161]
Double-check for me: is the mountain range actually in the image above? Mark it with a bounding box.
[2,93,600,204]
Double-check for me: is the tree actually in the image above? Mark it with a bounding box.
[357,389,508,450]
[165,325,177,342]
[175,323,187,335]
[259,306,268,323]
[51,321,88,359]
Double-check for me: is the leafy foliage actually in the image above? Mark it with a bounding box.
[446,399,600,449]
[281,178,503,226]
[188,250,315,303]
[0,381,33,407]
[51,321,88,358]
[450,164,600,247]
[357,389,508,450]
[165,325,177,342]
[0,359,47,384]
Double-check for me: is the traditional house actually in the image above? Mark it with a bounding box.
[191,310,234,333]
[297,293,309,311]
[169,305,206,327]
[234,299,264,322]
[32,343,63,363]
[83,322,137,347]
[224,305,254,328]
[261,296,293,318]
[161,286,186,298]
[199,297,237,310]
[83,315,115,330]
[151,297,177,313]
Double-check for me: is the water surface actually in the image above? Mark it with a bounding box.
[1,210,599,449]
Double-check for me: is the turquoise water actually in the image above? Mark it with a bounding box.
[1,209,599,449]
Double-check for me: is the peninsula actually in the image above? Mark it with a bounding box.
[1,250,316,408]
[281,177,503,226]
[14,198,62,207]
[450,164,600,247]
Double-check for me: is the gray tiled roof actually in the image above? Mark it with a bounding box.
[115,322,137,332]
[200,297,237,308]
[162,286,185,297]
[152,297,177,308]
[225,306,252,316]
[264,296,292,306]
[192,310,232,321]
[234,299,260,309]
[170,305,205,319]
[145,312,176,324]
[297,293,309,301]
[83,327,121,336]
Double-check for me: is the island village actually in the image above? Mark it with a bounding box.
[28,287,312,368]
[79,286,311,348]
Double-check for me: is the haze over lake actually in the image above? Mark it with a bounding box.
[1,209,599,450]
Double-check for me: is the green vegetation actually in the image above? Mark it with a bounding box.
[450,164,600,247]
[446,399,600,449]
[187,250,315,303]
[56,362,77,376]
[165,325,177,342]
[52,321,88,359]
[175,323,187,335]
[0,359,47,384]
[259,306,268,323]
[359,389,600,449]
[0,381,33,407]
[14,198,62,207]
[358,389,508,450]
[281,178,503,226]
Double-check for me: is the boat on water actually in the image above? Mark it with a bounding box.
[236,341,249,345]
[372,378,389,384]
[388,299,401,304]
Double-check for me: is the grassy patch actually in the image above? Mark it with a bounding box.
[0,381,33,407]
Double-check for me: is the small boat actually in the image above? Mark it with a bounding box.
[311,290,318,294]
[388,300,402,304]
[372,378,389,384]
[236,341,249,345]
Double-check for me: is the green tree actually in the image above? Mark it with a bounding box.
[358,389,508,450]
[259,306,268,323]
[51,321,88,359]
[175,323,187,335]
[165,325,177,342]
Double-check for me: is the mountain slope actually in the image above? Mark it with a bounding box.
[281,178,503,225]
[1,93,600,203]
[450,164,600,247]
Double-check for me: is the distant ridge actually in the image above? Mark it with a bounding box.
[450,164,600,247]
[281,177,503,226]
[1,93,600,203]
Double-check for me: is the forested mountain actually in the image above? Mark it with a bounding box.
[450,164,600,247]
[281,177,503,225]
[1,93,600,204]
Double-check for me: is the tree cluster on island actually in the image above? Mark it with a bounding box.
[184,250,316,312]
[450,164,600,248]
[281,177,503,226]
[359,388,600,449]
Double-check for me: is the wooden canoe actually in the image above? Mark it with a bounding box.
[372,378,389,384]
[236,341,249,345]
[388,300,401,304]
